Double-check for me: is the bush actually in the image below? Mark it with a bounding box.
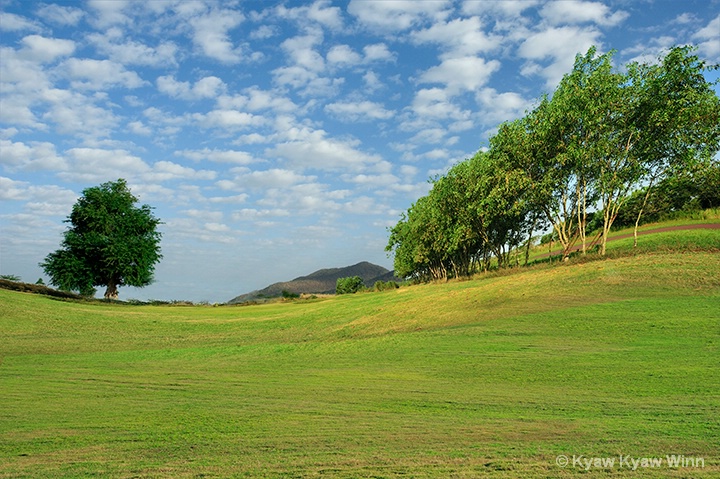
[281,289,300,299]
[373,280,399,292]
[336,276,365,295]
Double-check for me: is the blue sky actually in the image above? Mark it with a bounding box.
[1,0,718,302]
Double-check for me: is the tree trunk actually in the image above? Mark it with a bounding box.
[633,176,657,248]
[104,280,118,300]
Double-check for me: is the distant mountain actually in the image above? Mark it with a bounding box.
[227,261,400,303]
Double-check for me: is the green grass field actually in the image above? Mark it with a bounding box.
[1,228,719,477]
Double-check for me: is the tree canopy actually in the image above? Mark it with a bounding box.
[41,179,162,299]
[387,46,720,281]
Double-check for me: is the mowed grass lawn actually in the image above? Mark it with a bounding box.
[1,235,719,477]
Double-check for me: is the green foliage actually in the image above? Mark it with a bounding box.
[35,278,44,285]
[40,179,162,299]
[614,159,720,228]
[335,276,364,294]
[281,289,300,299]
[0,274,20,282]
[373,280,399,292]
[388,45,720,280]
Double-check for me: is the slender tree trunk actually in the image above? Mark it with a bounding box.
[633,175,658,248]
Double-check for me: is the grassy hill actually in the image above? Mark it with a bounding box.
[0,226,719,477]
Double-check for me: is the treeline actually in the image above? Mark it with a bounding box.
[387,46,720,282]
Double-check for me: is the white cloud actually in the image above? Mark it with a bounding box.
[348,0,451,31]
[61,58,147,90]
[693,15,720,61]
[475,88,531,124]
[0,139,67,171]
[410,88,471,121]
[327,44,362,66]
[411,16,501,58]
[87,0,131,27]
[196,110,267,130]
[127,120,152,136]
[88,31,178,67]
[0,177,29,200]
[224,168,316,190]
[250,25,278,40]
[62,147,150,182]
[0,179,77,219]
[20,35,76,63]
[540,1,629,27]
[257,182,349,214]
[157,75,225,100]
[0,12,41,32]
[189,8,245,63]
[518,26,603,87]
[419,56,501,94]
[177,148,257,165]
[462,0,540,17]
[342,173,400,187]
[232,208,290,221]
[36,4,85,26]
[147,161,217,182]
[41,88,119,138]
[274,1,343,30]
[281,30,326,72]
[362,43,395,62]
[268,129,384,172]
[324,100,394,121]
[363,71,384,91]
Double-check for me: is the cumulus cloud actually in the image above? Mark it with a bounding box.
[518,26,603,87]
[475,88,531,124]
[88,31,178,67]
[20,35,76,63]
[419,56,501,94]
[324,100,394,121]
[540,1,629,27]
[195,110,267,130]
[411,16,501,58]
[462,0,540,17]
[61,147,150,182]
[327,44,362,65]
[693,15,720,60]
[0,139,67,171]
[274,1,343,30]
[177,148,257,165]
[189,8,245,63]
[61,58,147,90]
[147,160,217,182]
[348,0,451,31]
[36,4,85,26]
[87,0,131,27]
[0,12,41,32]
[267,129,383,173]
[222,168,316,190]
[41,88,120,138]
[157,75,225,100]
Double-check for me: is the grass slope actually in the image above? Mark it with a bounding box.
[1,232,719,477]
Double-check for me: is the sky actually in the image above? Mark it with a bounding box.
[1,0,718,302]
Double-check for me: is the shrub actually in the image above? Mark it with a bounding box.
[373,280,399,291]
[336,276,365,295]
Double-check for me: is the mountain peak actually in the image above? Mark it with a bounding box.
[227,262,398,304]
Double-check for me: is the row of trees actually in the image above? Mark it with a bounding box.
[387,46,720,282]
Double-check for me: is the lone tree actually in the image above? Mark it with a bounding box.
[41,179,162,299]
